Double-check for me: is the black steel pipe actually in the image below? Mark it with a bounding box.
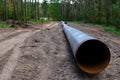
[62,21,110,74]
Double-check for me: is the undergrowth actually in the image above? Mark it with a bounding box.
[94,24,120,36]
[73,21,120,36]
[0,21,14,28]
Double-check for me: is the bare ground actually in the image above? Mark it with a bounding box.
[0,22,119,80]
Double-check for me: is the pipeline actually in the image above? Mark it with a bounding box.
[62,21,110,74]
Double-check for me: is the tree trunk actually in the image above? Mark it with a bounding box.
[35,0,37,20]
[93,0,96,24]
[12,0,18,20]
[105,0,110,26]
[84,0,88,21]
[27,0,30,21]
[21,0,24,21]
[3,0,7,21]
[32,0,34,19]
[38,0,40,20]
[98,0,102,24]
[116,0,120,27]
[16,0,19,20]
[61,0,67,20]
[25,0,27,23]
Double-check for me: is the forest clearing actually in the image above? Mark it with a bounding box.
[0,0,120,80]
[0,22,119,80]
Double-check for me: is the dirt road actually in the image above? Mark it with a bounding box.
[0,22,119,80]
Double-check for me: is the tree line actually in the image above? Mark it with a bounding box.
[0,0,46,22]
[61,0,120,27]
[0,0,120,27]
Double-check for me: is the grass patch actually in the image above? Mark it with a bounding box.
[0,21,17,28]
[0,21,14,28]
[2,24,14,28]
[67,21,84,24]
[0,21,3,27]
[71,21,120,36]
[94,24,120,36]
[1,24,17,28]
[29,20,42,24]
[29,17,49,24]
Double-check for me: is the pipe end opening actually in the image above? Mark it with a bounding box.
[76,40,110,74]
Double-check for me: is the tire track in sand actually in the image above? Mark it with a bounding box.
[0,30,37,80]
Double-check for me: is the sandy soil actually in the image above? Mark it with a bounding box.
[0,22,119,80]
